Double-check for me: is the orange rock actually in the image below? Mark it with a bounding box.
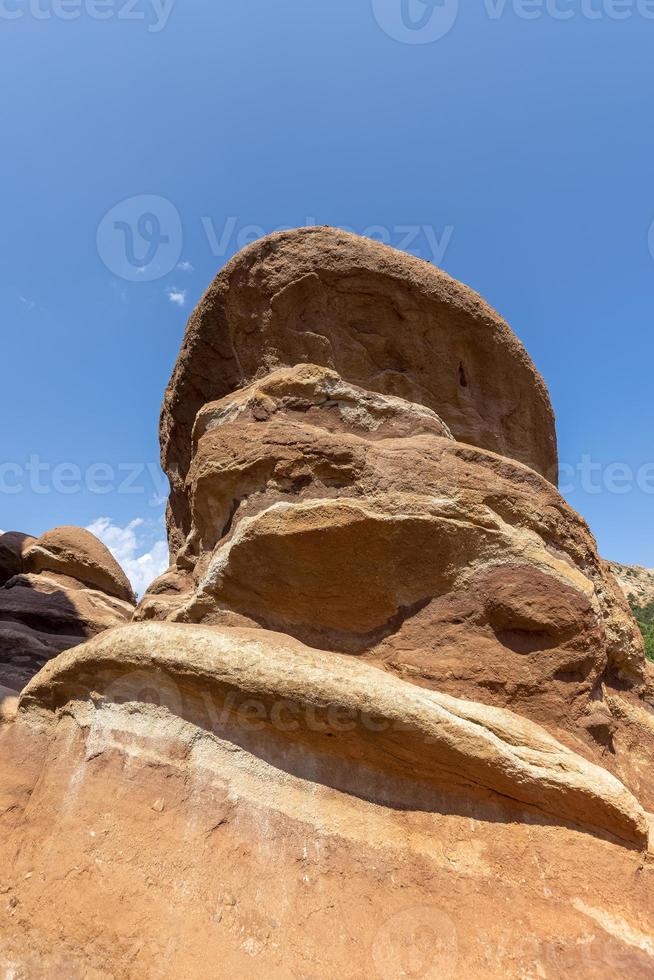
[1,623,654,977]
[161,227,558,554]
[24,526,134,603]
[3,233,654,978]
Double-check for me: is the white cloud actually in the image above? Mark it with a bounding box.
[86,517,169,599]
[110,280,128,304]
[166,286,187,307]
[176,261,194,272]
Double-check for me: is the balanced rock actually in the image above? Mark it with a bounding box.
[161,227,558,553]
[0,525,135,693]
[2,232,654,977]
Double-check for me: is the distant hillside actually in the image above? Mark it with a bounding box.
[608,561,654,606]
[609,561,654,661]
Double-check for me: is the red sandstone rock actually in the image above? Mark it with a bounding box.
[3,234,654,978]
[1,623,654,977]
[24,526,134,603]
[160,227,558,554]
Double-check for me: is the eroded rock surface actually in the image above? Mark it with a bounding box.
[2,231,654,978]
[24,526,134,603]
[0,526,134,693]
[142,363,647,761]
[20,623,650,848]
[610,560,654,607]
[2,622,654,977]
[161,227,558,553]
[0,531,35,586]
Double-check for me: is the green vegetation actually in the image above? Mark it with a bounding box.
[629,599,654,662]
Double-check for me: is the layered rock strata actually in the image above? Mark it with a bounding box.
[2,231,654,977]
[160,227,558,553]
[0,526,134,693]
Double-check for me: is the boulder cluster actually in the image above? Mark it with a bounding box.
[0,525,134,697]
[2,228,654,978]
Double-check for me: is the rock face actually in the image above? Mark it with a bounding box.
[0,531,35,586]
[160,227,558,554]
[0,526,135,693]
[3,622,654,977]
[20,624,650,848]
[143,362,645,742]
[2,231,654,977]
[610,560,654,607]
[23,526,134,603]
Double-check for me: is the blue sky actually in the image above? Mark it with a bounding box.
[2,0,654,592]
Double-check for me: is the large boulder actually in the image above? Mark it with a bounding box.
[23,526,134,603]
[0,526,135,693]
[3,233,654,977]
[161,227,558,554]
[19,623,650,848]
[142,364,645,755]
[1,623,653,976]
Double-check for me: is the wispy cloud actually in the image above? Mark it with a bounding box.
[110,281,128,304]
[166,286,187,307]
[86,517,169,598]
[176,261,194,272]
[18,296,48,314]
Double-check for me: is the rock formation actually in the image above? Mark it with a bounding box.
[0,531,35,587]
[610,560,654,607]
[0,526,135,694]
[2,230,654,977]
[160,227,558,554]
[143,361,645,744]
